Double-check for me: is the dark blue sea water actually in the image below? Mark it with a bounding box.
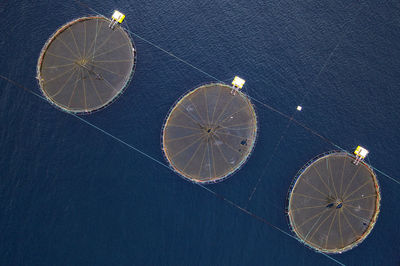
[1,0,400,265]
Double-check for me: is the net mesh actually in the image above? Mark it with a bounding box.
[287,152,380,253]
[37,17,135,113]
[162,83,257,183]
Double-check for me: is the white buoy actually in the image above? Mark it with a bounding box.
[297,106,302,111]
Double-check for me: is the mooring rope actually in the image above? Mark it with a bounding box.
[0,73,344,266]
[2,2,396,264]
[121,11,400,188]
[1,2,395,264]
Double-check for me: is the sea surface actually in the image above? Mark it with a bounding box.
[1,0,400,265]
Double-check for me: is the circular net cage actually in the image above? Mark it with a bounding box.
[36,16,136,114]
[162,83,258,183]
[287,151,381,254]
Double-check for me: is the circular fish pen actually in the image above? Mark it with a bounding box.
[37,16,136,114]
[287,151,380,253]
[162,83,257,183]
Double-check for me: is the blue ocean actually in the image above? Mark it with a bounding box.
[1,0,399,265]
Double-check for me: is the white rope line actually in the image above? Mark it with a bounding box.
[75,1,398,189]
[0,73,345,266]
[1,2,390,264]
[125,27,400,188]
